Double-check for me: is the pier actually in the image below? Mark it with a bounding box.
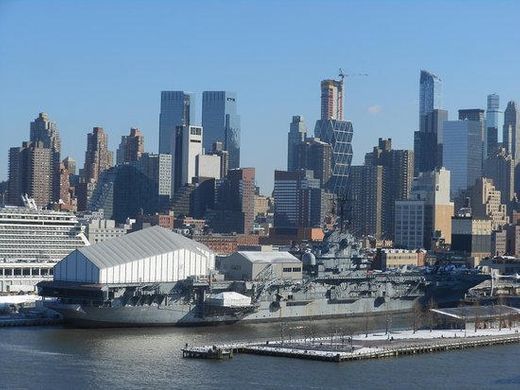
[182,327,520,363]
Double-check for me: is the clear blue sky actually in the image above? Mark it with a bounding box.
[1,0,520,194]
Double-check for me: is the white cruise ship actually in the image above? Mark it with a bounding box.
[0,196,89,293]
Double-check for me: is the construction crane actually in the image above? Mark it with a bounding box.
[338,68,368,82]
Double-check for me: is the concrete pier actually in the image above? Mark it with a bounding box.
[182,328,520,363]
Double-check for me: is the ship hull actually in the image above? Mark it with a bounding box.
[47,296,420,328]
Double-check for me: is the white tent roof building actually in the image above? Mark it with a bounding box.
[53,226,215,285]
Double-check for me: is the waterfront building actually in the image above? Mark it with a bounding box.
[468,177,508,231]
[287,116,307,171]
[442,120,482,197]
[158,91,195,155]
[483,148,515,206]
[202,91,241,169]
[503,101,520,161]
[30,112,61,202]
[486,94,501,156]
[53,226,214,285]
[173,125,203,193]
[116,128,144,164]
[0,197,88,263]
[376,249,426,270]
[7,141,53,207]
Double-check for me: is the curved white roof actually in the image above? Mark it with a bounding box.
[76,226,212,269]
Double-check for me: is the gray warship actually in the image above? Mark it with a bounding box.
[39,228,432,327]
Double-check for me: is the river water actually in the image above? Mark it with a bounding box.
[1,318,519,389]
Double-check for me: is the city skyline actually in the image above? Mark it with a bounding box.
[2,1,520,193]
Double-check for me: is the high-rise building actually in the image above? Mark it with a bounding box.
[273,170,325,229]
[296,138,332,187]
[205,168,255,234]
[88,164,162,223]
[158,91,195,155]
[349,165,384,239]
[314,120,353,195]
[7,142,53,207]
[349,139,413,240]
[287,116,307,171]
[414,109,448,175]
[173,125,203,192]
[419,70,442,132]
[486,94,501,156]
[30,113,61,202]
[195,154,221,180]
[62,156,76,176]
[442,120,483,197]
[202,91,241,169]
[483,148,515,206]
[116,128,144,164]
[321,79,343,121]
[83,127,113,183]
[395,168,454,249]
[468,177,508,231]
[459,108,486,159]
[132,152,172,209]
[503,101,520,161]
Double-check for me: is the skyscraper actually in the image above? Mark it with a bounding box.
[158,91,195,155]
[287,116,307,171]
[442,120,482,196]
[503,101,520,161]
[8,141,52,207]
[116,128,145,164]
[483,148,515,206]
[414,109,448,174]
[459,108,486,159]
[296,138,332,187]
[83,127,113,183]
[321,79,343,121]
[173,125,203,192]
[348,139,413,240]
[202,91,241,169]
[419,70,442,132]
[30,113,61,202]
[273,170,325,229]
[486,94,501,157]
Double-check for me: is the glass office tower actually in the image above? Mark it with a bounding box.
[202,91,241,170]
[158,91,195,155]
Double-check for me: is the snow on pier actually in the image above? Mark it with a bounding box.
[182,327,520,362]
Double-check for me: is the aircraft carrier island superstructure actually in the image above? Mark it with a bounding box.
[38,226,485,327]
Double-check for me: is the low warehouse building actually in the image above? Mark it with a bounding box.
[53,226,215,284]
[220,251,302,281]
